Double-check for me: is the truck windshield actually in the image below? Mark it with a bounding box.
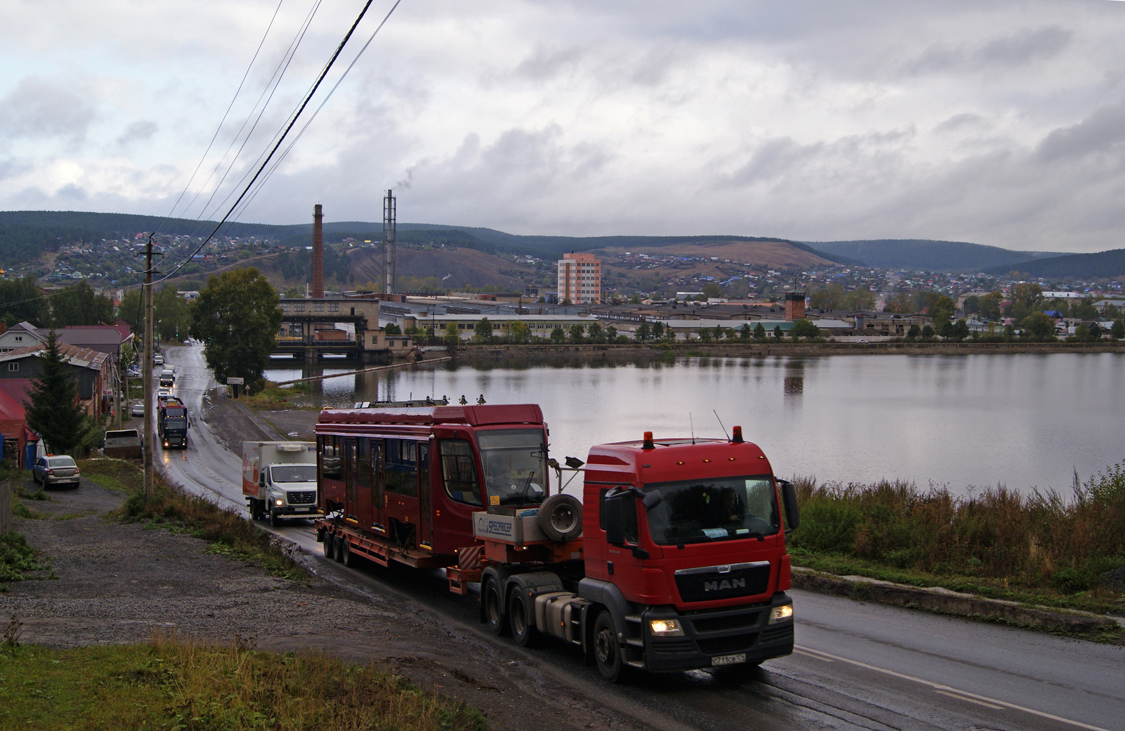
[164,417,187,429]
[644,476,779,545]
[477,429,548,506]
[271,464,317,483]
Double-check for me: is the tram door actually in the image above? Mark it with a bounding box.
[417,443,432,550]
[344,438,358,523]
[383,438,422,547]
[353,437,374,528]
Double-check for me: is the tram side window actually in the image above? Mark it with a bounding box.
[320,435,342,479]
[440,439,481,506]
[385,438,418,497]
[356,437,372,493]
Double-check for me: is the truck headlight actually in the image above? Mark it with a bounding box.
[274,498,285,507]
[649,618,684,637]
[769,604,794,624]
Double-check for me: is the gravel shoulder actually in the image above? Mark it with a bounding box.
[0,394,667,731]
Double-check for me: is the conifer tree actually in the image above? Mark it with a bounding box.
[25,330,87,455]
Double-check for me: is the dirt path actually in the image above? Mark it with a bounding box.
[0,397,668,731]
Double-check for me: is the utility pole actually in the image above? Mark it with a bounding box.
[138,236,161,505]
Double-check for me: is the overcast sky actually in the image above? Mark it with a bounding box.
[4,1,1125,253]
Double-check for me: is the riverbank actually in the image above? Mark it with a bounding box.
[432,338,1125,363]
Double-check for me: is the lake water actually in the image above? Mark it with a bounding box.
[266,352,1125,496]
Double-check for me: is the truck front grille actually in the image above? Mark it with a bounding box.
[289,491,316,505]
[674,561,770,603]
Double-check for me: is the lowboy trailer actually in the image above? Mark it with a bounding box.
[313,404,799,682]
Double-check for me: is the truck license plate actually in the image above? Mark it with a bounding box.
[295,507,310,512]
[711,653,746,667]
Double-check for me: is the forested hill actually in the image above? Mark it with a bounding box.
[0,210,849,265]
[983,248,1125,279]
[806,239,1062,272]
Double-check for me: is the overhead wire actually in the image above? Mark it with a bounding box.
[154,0,391,284]
[232,0,403,219]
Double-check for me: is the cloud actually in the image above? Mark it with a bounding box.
[114,120,158,151]
[906,26,1072,76]
[0,77,97,146]
[1035,100,1125,163]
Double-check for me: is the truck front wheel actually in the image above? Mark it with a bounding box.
[269,508,279,528]
[593,611,625,683]
[483,578,508,636]
[509,590,538,647]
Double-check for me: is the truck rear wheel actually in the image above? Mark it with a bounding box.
[538,494,582,542]
[593,611,625,683]
[323,532,335,560]
[508,590,538,647]
[482,577,508,636]
[340,537,353,566]
[334,536,346,563]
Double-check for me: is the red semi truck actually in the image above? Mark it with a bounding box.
[313,404,799,681]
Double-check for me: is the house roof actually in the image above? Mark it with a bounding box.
[0,342,109,370]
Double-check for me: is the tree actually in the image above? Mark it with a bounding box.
[189,268,282,395]
[635,322,651,342]
[790,319,819,341]
[586,322,604,343]
[651,322,665,340]
[550,327,565,343]
[473,318,494,343]
[1020,311,1056,340]
[25,330,89,455]
[119,288,144,330]
[809,284,845,311]
[698,328,712,343]
[905,324,921,340]
[843,287,876,311]
[444,322,460,345]
[605,325,618,342]
[1074,299,1099,321]
[154,286,190,342]
[568,323,586,343]
[508,321,530,343]
[948,319,970,342]
[978,291,1003,321]
[0,275,48,326]
[384,323,402,335]
[1112,319,1125,340]
[773,326,783,340]
[702,282,723,299]
[50,281,114,328]
[753,323,767,341]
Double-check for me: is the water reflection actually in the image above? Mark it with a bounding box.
[266,352,1125,495]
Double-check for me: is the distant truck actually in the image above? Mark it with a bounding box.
[242,441,319,526]
[158,396,188,449]
[103,428,142,459]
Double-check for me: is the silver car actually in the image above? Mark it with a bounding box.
[32,455,81,488]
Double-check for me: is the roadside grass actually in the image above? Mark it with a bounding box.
[0,637,488,731]
[789,464,1125,618]
[243,380,314,409]
[0,532,50,583]
[79,460,307,582]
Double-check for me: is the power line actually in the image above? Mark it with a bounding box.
[156,0,393,284]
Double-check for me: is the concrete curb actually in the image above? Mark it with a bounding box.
[792,567,1124,636]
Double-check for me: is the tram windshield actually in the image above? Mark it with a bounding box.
[477,429,548,506]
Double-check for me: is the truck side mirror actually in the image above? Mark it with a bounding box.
[642,490,663,510]
[778,479,800,533]
[603,494,626,546]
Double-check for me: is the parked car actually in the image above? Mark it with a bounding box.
[130,401,145,417]
[32,455,80,488]
[127,366,141,378]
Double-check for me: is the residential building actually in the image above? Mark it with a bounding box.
[557,253,602,305]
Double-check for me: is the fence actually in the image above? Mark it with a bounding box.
[0,478,11,535]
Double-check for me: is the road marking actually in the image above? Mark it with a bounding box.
[934,690,1003,711]
[794,645,1108,731]
[794,647,835,662]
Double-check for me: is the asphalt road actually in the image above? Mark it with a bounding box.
[156,343,1125,731]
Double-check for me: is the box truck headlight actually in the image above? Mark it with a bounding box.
[274,498,285,507]
[769,604,793,624]
[649,618,684,637]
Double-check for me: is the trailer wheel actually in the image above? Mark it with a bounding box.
[482,577,509,636]
[340,538,353,567]
[538,494,583,542]
[508,590,538,647]
[323,532,335,560]
[334,535,346,563]
[593,611,625,683]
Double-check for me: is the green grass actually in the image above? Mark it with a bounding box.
[0,638,488,731]
[0,532,50,582]
[788,464,1125,617]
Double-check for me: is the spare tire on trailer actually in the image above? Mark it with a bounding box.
[538,494,582,542]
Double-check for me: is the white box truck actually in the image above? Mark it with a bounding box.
[242,441,318,526]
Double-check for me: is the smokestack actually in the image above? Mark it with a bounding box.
[312,203,324,299]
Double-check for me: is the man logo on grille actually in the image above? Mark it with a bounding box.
[704,578,745,592]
